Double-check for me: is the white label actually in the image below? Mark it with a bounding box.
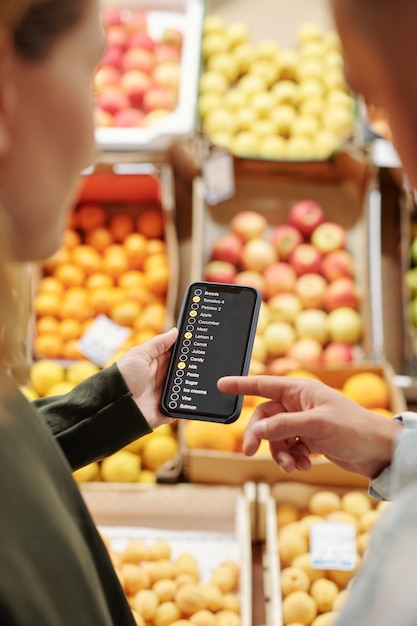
[78,315,131,367]
[310,522,356,570]
[203,150,235,205]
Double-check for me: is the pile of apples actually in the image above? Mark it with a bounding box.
[94,7,183,128]
[203,201,363,372]
[199,14,356,160]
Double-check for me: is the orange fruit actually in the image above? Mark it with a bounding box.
[144,265,169,298]
[34,333,63,359]
[89,286,120,316]
[53,263,85,288]
[34,292,61,318]
[72,244,103,275]
[143,253,168,273]
[146,239,167,255]
[36,315,60,335]
[121,284,155,306]
[37,276,65,296]
[184,420,237,452]
[372,407,395,418]
[137,208,164,239]
[76,203,107,232]
[62,339,86,360]
[60,291,92,322]
[285,370,321,380]
[132,328,158,345]
[102,245,130,279]
[109,213,135,242]
[109,299,142,327]
[342,372,390,409]
[85,272,114,290]
[134,302,167,333]
[42,248,71,273]
[123,233,148,269]
[59,318,83,341]
[85,227,114,252]
[62,229,82,250]
[118,270,146,290]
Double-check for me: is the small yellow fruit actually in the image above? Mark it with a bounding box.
[309,491,342,516]
[66,360,100,384]
[19,385,39,401]
[281,566,310,597]
[141,434,178,472]
[72,461,100,483]
[341,491,372,518]
[138,470,156,484]
[310,578,339,613]
[101,450,141,482]
[46,381,76,396]
[282,590,317,625]
[30,359,65,396]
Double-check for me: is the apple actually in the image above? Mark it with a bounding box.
[97,88,129,116]
[294,273,328,308]
[241,238,277,272]
[322,341,354,364]
[128,31,155,51]
[263,321,296,358]
[270,224,303,260]
[98,47,123,70]
[94,65,121,94]
[286,337,323,365]
[152,61,181,90]
[287,200,326,237]
[94,108,114,127]
[263,262,297,297]
[154,43,182,64]
[113,108,145,128]
[120,70,151,108]
[256,301,271,334]
[251,334,268,362]
[106,25,129,50]
[321,249,355,282]
[234,270,267,297]
[266,356,302,375]
[323,277,360,312]
[311,221,346,254]
[143,85,177,113]
[294,309,329,345]
[326,307,363,344]
[211,231,243,266]
[289,243,323,275]
[102,7,123,27]
[230,211,268,242]
[249,359,268,375]
[267,292,302,323]
[162,28,184,48]
[143,109,171,126]
[121,47,155,73]
[204,260,237,284]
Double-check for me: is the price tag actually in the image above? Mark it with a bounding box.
[203,149,235,205]
[78,315,131,367]
[310,522,356,570]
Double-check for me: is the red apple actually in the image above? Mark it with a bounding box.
[321,249,355,282]
[326,307,363,344]
[99,46,124,70]
[241,238,277,272]
[122,11,148,34]
[286,337,323,365]
[143,85,177,113]
[94,108,114,127]
[152,61,181,90]
[267,292,302,323]
[154,43,182,64]
[289,243,323,276]
[120,69,151,108]
[288,200,326,237]
[322,341,354,364]
[102,7,123,27]
[295,273,328,309]
[266,356,302,375]
[106,25,129,50]
[121,47,155,73]
[234,270,266,297]
[113,108,145,128]
[294,309,329,345]
[323,277,360,312]
[211,232,243,266]
[230,211,268,242]
[128,31,155,51]
[162,28,184,48]
[263,262,297,298]
[97,88,129,116]
[270,224,303,260]
[311,221,346,254]
[204,260,237,284]
[263,321,297,358]
[94,65,121,94]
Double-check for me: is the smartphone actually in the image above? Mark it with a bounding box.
[160,281,261,423]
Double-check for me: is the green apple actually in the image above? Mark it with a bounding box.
[405,267,417,295]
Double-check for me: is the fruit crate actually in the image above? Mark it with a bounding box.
[32,155,180,363]
[95,0,205,152]
[80,482,254,625]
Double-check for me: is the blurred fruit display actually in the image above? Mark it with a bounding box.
[199,15,357,160]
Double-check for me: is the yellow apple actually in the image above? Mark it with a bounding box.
[291,114,320,139]
[298,78,325,101]
[237,73,267,96]
[204,106,238,135]
[270,104,297,136]
[203,14,226,36]
[206,52,240,83]
[297,22,324,45]
[286,136,315,160]
[299,40,325,61]
[254,40,280,62]
[298,97,324,118]
[233,42,256,74]
[250,90,276,118]
[235,106,259,131]
[252,118,278,141]
[271,80,300,106]
[258,136,288,160]
[198,92,223,119]
[249,59,279,87]
[223,88,247,110]
[199,70,229,95]
[226,21,250,48]
[314,130,339,159]
[209,132,233,149]
[202,32,230,59]
[278,49,299,81]
[296,58,324,82]
[229,131,260,156]
[323,106,353,135]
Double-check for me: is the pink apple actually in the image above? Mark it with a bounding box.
[128,31,155,51]
[154,43,182,64]
[97,88,129,116]
[94,65,121,94]
[106,25,129,50]
[288,200,326,237]
[122,11,148,34]
[121,47,155,73]
[120,70,151,108]
[326,307,363,344]
[267,292,302,323]
[295,272,328,309]
[321,248,355,282]
[211,232,243,266]
[294,309,329,345]
[322,341,354,364]
[311,221,346,254]
[152,61,181,90]
[289,243,323,276]
[323,277,360,312]
[94,108,114,127]
[113,108,145,128]
[102,7,123,27]
[162,28,184,48]
[263,262,297,298]
[263,321,296,358]
[234,270,267,297]
[99,46,123,70]
[270,224,303,260]
[142,85,177,113]
[241,238,277,272]
[230,211,268,242]
[266,356,302,375]
[286,337,323,365]
[204,260,237,284]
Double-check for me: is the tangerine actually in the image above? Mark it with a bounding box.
[143,253,169,273]
[118,270,146,290]
[34,333,63,359]
[109,213,135,242]
[62,339,86,360]
[37,276,64,296]
[89,287,115,315]
[123,232,148,269]
[122,284,154,306]
[62,229,82,250]
[42,248,71,273]
[85,272,114,290]
[134,302,167,333]
[144,265,169,298]
[110,299,142,327]
[146,239,167,255]
[342,372,390,409]
[132,328,157,345]
[85,226,114,252]
[36,315,60,335]
[59,318,83,341]
[137,208,164,239]
[34,292,61,318]
[53,263,85,288]
[71,245,103,275]
[76,203,107,232]
[102,245,130,279]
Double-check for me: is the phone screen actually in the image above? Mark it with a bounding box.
[160,282,261,423]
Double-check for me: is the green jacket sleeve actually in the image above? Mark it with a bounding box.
[33,363,152,471]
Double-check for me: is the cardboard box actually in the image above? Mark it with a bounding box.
[96,0,205,152]
[80,482,254,625]
[178,361,406,489]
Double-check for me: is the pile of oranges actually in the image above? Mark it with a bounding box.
[33,202,170,360]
